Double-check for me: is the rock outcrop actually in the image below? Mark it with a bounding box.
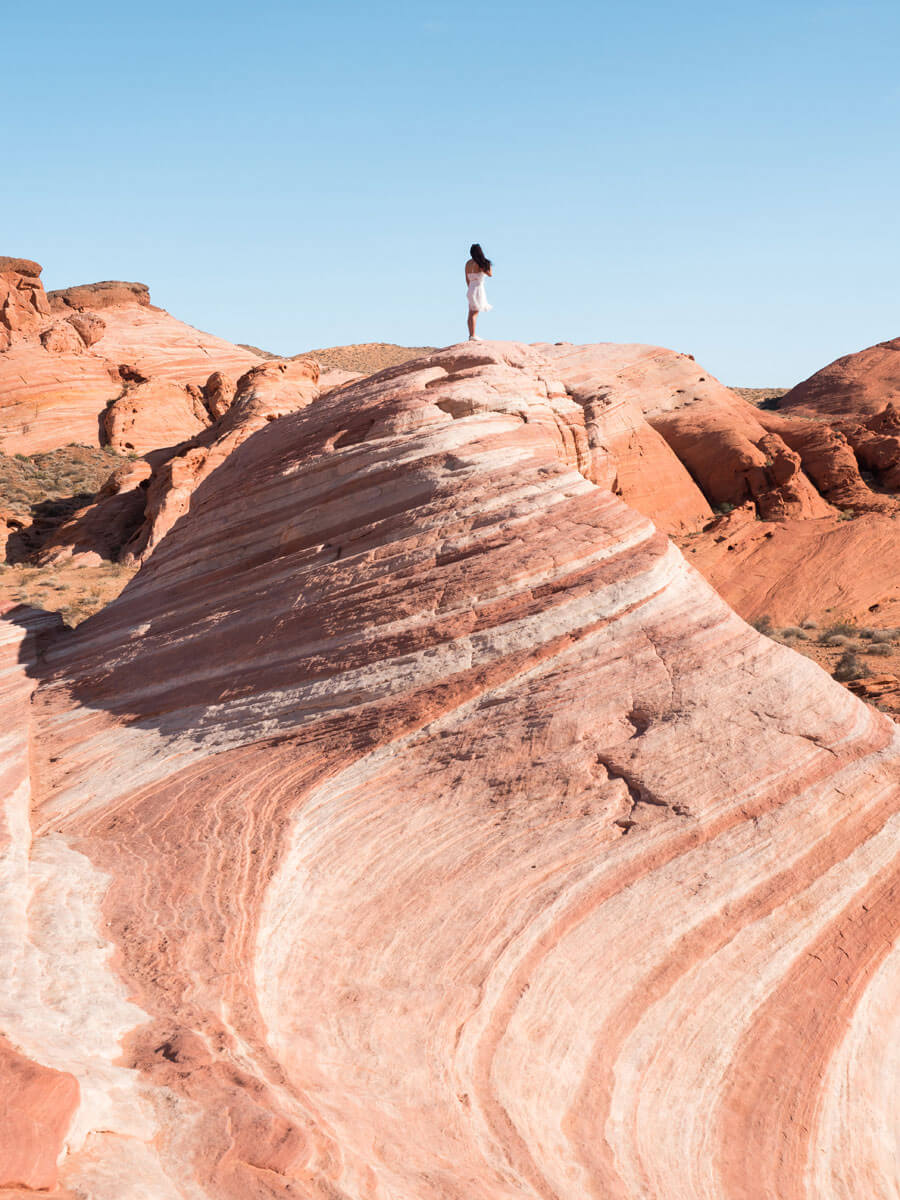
[782,335,900,419]
[35,359,318,569]
[681,503,900,626]
[3,341,898,1199]
[101,378,213,455]
[777,339,900,497]
[0,258,261,454]
[120,357,319,563]
[0,257,50,350]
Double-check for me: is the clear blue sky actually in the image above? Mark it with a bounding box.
[7,0,900,383]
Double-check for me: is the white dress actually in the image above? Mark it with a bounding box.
[466,271,492,313]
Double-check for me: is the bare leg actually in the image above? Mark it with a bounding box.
[467,309,477,338]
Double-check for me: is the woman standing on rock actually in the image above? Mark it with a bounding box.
[465,243,493,340]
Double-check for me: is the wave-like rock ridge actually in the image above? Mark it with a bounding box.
[2,340,899,1198]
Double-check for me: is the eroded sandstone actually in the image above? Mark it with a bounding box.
[0,259,262,454]
[2,341,897,1199]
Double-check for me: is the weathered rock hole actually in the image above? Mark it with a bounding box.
[627,709,652,737]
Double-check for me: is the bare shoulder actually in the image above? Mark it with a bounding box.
[466,258,477,273]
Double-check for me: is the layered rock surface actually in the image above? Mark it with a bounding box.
[0,260,260,454]
[3,342,898,1198]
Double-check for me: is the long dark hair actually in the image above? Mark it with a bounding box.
[470,243,491,271]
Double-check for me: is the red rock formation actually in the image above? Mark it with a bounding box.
[539,342,834,520]
[0,259,261,454]
[0,257,50,350]
[49,280,151,312]
[38,460,153,567]
[782,335,900,418]
[4,342,898,1198]
[840,403,900,493]
[681,504,900,626]
[66,311,106,348]
[203,369,236,419]
[120,357,319,563]
[757,410,895,513]
[102,378,212,454]
[31,360,319,569]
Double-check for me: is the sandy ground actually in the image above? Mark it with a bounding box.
[756,621,900,719]
[240,342,437,375]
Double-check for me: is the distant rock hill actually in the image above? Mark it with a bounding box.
[241,340,436,375]
[781,335,900,418]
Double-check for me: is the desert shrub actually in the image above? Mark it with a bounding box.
[751,614,773,634]
[821,632,854,647]
[837,509,857,521]
[871,629,898,644]
[780,626,807,640]
[714,501,735,516]
[821,621,858,639]
[801,619,818,630]
[866,643,893,657]
[834,651,870,682]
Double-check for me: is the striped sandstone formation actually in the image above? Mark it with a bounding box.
[2,341,898,1198]
[0,259,260,454]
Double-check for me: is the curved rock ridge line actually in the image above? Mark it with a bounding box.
[4,341,899,1198]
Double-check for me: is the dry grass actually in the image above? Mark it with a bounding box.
[1,444,137,626]
[774,622,900,719]
[0,561,136,627]
[299,343,436,374]
[240,342,437,376]
[731,388,789,409]
[0,444,126,520]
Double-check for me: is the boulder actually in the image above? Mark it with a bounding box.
[66,311,106,348]
[40,321,85,355]
[203,369,235,419]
